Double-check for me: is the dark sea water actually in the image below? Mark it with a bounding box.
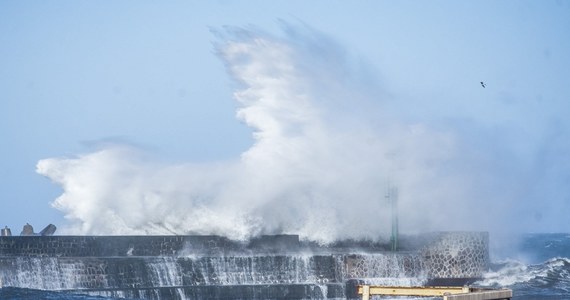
[0,287,115,299]
[477,233,570,299]
[1,233,569,299]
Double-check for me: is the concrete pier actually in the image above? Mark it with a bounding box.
[0,232,490,299]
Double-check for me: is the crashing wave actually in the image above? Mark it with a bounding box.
[477,257,570,297]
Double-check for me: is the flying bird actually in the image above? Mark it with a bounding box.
[480,81,486,88]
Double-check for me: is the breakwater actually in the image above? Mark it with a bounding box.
[0,232,489,299]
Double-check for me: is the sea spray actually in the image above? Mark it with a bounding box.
[36,23,570,242]
[35,24,471,243]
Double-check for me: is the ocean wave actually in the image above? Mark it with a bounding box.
[476,259,533,286]
[476,257,570,296]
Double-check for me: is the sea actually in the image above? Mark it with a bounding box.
[479,232,570,299]
[0,233,568,299]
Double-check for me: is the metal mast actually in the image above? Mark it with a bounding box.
[386,183,399,251]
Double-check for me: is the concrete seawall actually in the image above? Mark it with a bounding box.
[0,232,489,299]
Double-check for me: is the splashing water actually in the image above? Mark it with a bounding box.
[36,23,570,243]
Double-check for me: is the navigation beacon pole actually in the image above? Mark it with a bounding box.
[386,182,399,251]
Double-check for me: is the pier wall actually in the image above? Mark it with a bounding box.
[0,232,489,299]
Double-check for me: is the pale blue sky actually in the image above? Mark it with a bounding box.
[1,1,569,234]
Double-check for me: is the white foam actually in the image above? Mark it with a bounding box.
[477,257,570,287]
[36,23,570,242]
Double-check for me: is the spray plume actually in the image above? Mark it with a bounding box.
[36,24,569,243]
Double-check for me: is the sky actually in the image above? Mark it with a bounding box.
[1,1,569,242]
